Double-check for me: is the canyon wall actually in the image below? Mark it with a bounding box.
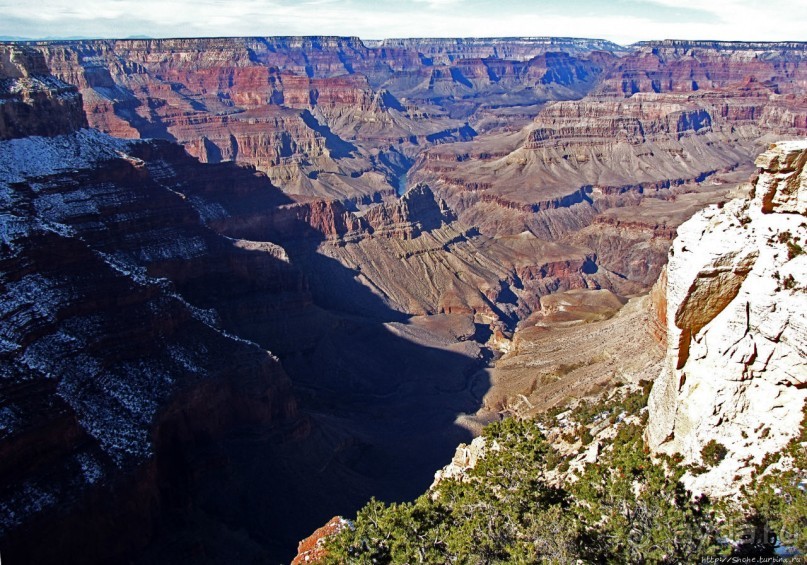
[412,41,807,287]
[0,132,313,562]
[0,50,320,562]
[14,37,806,297]
[0,46,87,139]
[646,140,807,496]
[0,49,552,562]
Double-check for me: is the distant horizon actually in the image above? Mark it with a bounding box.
[2,34,807,49]
[1,0,804,47]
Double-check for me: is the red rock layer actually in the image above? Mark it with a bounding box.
[291,516,347,565]
[600,40,807,96]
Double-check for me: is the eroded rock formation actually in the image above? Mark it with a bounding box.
[0,45,87,139]
[0,129,317,562]
[646,140,807,496]
[412,41,807,288]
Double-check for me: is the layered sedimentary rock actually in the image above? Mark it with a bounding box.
[565,185,747,286]
[412,41,807,289]
[601,40,807,96]
[646,140,807,496]
[16,37,614,202]
[0,51,321,561]
[307,222,612,323]
[28,39,413,199]
[416,100,752,227]
[376,50,612,111]
[4,35,807,562]
[0,46,87,139]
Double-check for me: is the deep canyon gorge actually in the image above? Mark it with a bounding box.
[0,35,806,563]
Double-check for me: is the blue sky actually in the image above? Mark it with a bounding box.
[1,0,804,45]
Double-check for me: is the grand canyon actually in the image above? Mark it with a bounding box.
[0,34,805,563]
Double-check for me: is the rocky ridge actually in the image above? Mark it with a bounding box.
[646,140,807,496]
[0,46,87,139]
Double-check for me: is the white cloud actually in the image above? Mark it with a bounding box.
[637,0,807,42]
[412,0,463,8]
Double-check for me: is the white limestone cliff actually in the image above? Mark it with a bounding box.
[646,140,807,496]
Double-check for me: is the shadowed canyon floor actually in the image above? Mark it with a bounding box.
[0,129,492,563]
[1,38,806,563]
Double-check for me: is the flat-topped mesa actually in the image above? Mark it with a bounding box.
[633,39,807,51]
[366,36,626,61]
[0,46,87,139]
[530,83,807,149]
[646,140,807,497]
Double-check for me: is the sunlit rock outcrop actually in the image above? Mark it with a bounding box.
[646,140,807,496]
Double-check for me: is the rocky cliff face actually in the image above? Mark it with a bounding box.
[0,53,327,560]
[646,140,807,496]
[0,45,87,139]
[0,128,314,562]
